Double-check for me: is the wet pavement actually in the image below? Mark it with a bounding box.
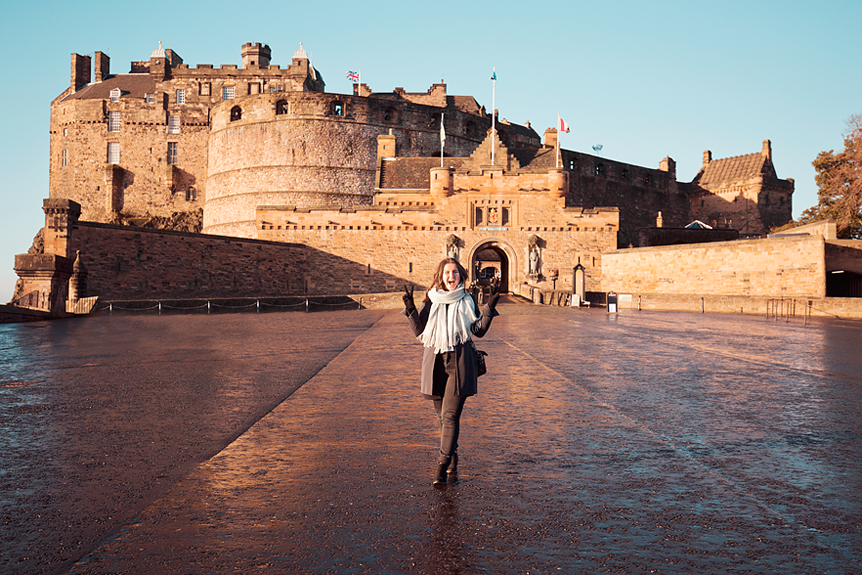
[1,305,861,574]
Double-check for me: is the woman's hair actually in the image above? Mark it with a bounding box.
[425,257,469,300]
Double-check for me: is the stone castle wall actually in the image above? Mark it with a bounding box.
[202,92,504,236]
[50,88,209,222]
[561,150,691,247]
[689,178,794,235]
[602,235,827,298]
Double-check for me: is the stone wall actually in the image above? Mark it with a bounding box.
[561,149,691,247]
[67,223,308,300]
[257,185,619,295]
[202,91,513,237]
[50,93,209,222]
[602,235,827,298]
[612,293,862,320]
[688,178,794,236]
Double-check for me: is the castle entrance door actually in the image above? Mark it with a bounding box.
[471,244,509,293]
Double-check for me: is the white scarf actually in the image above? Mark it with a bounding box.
[419,284,480,354]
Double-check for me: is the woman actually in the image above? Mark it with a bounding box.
[403,258,499,487]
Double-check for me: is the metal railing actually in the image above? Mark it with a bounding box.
[92,297,365,315]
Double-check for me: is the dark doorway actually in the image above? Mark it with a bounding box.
[827,270,862,297]
[472,244,509,293]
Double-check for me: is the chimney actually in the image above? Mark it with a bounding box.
[762,139,772,161]
[94,51,110,82]
[659,156,676,179]
[71,53,91,92]
[703,150,712,169]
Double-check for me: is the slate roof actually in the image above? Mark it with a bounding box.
[64,74,157,101]
[692,152,776,187]
[380,158,472,189]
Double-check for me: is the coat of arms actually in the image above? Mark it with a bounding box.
[488,207,499,225]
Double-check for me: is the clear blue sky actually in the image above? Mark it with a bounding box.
[1,0,860,302]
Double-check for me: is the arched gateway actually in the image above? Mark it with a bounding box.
[467,239,516,293]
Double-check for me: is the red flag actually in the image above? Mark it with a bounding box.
[559,116,570,133]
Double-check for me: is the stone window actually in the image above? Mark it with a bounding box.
[110,88,121,102]
[61,149,68,167]
[331,101,344,116]
[107,142,120,164]
[200,83,211,96]
[167,142,178,165]
[222,86,235,101]
[176,89,186,104]
[186,187,197,201]
[595,163,604,176]
[269,83,280,93]
[168,115,180,134]
[145,93,154,104]
[63,128,68,136]
[276,100,288,115]
[569,159,575,170]
[230,106,242,122]
[108,112,121,133]
[644,174,651,186]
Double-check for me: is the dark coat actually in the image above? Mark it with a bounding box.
[405,296,497,398]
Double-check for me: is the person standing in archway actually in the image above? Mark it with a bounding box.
[402,257,499,487]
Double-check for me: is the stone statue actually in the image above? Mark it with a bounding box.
[529,247,539,275]
[445,234,459,260]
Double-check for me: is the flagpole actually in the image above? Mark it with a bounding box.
[556,113,561,168]
[491,67,496,166]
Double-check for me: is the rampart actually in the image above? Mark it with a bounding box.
[203,92,498,237]
[602,235,827,298]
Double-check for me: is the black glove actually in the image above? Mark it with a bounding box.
[487,284,500,310]
[402,284,416,314]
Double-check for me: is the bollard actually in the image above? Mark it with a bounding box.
[109,302,113,313]
[207,301,211,315]
[306,299,309,313]
[158,302,162,315]
[256,300,260,313]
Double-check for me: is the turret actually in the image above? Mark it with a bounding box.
[242,42,271,68]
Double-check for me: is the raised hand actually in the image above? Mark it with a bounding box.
[487,284,500,310]
[403,284,416,313]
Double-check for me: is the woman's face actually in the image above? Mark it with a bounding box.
[442,263,461,291]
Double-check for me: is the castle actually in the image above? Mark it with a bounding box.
[11,41,798,315]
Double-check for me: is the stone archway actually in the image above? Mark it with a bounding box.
[467,239,516,293]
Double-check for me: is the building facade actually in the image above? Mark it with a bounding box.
[12,40,797,312]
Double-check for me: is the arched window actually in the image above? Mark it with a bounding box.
[230,106,242,121]
[331,101,344,116]
[275,100,288,115]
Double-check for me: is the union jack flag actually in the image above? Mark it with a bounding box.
[346,70,360,82]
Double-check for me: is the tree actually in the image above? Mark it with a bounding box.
[799,114,862,239]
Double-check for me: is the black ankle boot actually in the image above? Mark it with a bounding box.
[433,463,448,487]
[447,452,458,476]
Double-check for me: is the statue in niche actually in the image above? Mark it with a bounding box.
[528,234,540,276]
[445,234,459,260]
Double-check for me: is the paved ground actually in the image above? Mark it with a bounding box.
[2,304,860,574]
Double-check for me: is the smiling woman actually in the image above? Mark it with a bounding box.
[402,257,499,487]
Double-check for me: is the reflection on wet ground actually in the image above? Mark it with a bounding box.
[1,307,860,574]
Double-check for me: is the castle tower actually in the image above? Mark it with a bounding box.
[242,42,272,68]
